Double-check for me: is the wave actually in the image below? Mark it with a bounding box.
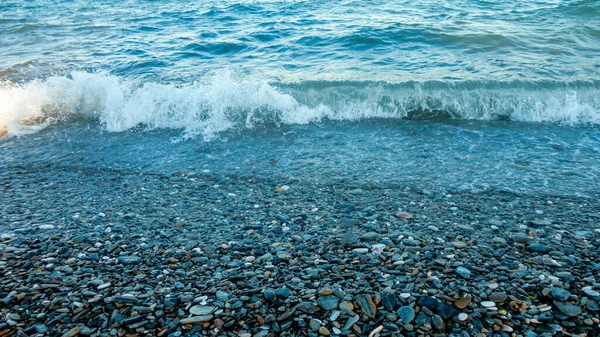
[1,70,599,139]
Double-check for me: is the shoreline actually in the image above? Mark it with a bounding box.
[1,165,600,337]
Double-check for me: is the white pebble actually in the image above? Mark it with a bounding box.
[39,224,55,230]
[458,313,468,321]
[480,301,496,308]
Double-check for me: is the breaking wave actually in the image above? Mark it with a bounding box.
[1,70,599,139]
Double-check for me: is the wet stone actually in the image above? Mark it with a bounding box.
[554,301,582,317]
[397,306,415,323]
[117,256,141,264]
[418,295,439,310]
[415,311,431,327]
[489,292,508,303]
[381,291,396,311]
[528,243,551,253]
[318,295,339,311]
[551,288,571,301]
[355,294,377,318]
[431,314,444,330]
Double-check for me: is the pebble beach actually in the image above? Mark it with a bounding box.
[2,164,599,337]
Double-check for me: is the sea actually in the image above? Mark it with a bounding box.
[1,0,599,197]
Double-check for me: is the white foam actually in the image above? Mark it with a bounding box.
[1,71,599,139]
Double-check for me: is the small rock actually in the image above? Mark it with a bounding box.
[454,298,471,309]
[180,315,213,324]
[117,256,142,265]
[551,288,571,301]
[318,295,339,311]
[355,294,377,318]
[458,313,468,321]
[528,243,551,253]
[397,306,415,323]
[489,292,507,303]
[452,241,467,248]
[554,301,582,317]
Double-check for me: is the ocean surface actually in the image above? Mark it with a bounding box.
[1,0,599,197]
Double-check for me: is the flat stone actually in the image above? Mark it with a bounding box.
[318,295,339,311]
[342,315,359,330]
[554,301,582,317]
[452,241,467,248]
[355,294,377,318]
[436,302,459,319]
[397,306,415,323]
[189,305,216,316]
[530,219,551,227]
[117,256,142,264]
[480,301,496,308]
[492,237,507,245]
[216,291,229,302]
[395,212,413,220]
[458,313,468,321]
[418,295,439,310]
[339,301,354,313]
[489,292,507,303]
[455,266,472,278]
[431,314,444,330]
[584,289,600,297]
[454,298,471,309]
[415,311,431,327]
[512,234,529,243]
[551,288,571,301]
[528,243,551,253]
[341,233,359,246]
[180,315,213,324]
[381,291,396,311]
[361,232,380,241]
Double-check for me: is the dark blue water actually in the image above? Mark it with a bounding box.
[1,0,599,197]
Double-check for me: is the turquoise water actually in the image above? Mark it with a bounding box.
[1,0,599,196]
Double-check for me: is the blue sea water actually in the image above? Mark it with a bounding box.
[1,0,599,196]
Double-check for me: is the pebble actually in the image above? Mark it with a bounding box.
[489,292,507,303]
[454,298,471,309]
[551,288,571,301]
[452,241,467,248]
[355,294,377,318]
[318,295,339,311]
[189,305,216,315]
[458,313,468,321]
[528,243,552,253]
[180,315,213,324]
[117,256,142,264]
[554,301,582,317]
[480,301,496,308]
[397,306,415,323]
